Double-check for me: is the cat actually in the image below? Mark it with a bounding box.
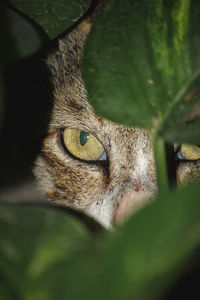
[33,0,200,229]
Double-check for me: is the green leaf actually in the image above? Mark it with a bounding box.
[9,0,91,38]
[0,205,94,300]
[84,0,200,144]
[160,87,200,144]
[2,183,200,300]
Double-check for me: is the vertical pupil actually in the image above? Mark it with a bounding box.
[80,131,89,146]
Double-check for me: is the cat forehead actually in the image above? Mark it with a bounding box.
[50,94,101,131]
[50,87,150,149]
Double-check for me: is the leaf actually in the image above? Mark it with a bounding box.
[9,0,91,38]
[0,204,94,300]
[2,184,200,300]
[161,86,200,144]
[84,0,200,144]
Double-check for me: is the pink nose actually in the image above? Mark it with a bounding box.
[113,185,151,225]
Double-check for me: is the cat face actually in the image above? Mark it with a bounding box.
[34,90,157,228]
[33,14,200,229]
[34,19,156,229]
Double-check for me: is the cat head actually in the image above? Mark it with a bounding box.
[33,3,200,228]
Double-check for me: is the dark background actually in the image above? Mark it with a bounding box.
[0,3,52,189]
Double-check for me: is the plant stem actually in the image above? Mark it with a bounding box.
[152,134,169,192]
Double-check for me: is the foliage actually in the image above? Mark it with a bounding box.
[1,184,200,300]
[9,0,91,38]
[84,0,200,145]
[0,0,200,299]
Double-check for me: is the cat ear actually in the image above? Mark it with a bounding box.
[46,0,107,93]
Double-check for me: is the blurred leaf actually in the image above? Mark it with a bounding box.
[0,205,94,300]
[9,0,91,38]
[1,184,200,299]
[84,0,200,144]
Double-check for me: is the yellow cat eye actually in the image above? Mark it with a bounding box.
[179,144,200,160]
[63,128,106,161]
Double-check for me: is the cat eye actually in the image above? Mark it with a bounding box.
[63,128,107,161]
[177,144,200,160]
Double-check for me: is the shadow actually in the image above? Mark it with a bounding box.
[0,3,51,187]
[164,247,200,300]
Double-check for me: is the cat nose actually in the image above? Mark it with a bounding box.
[113,182,153,226]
